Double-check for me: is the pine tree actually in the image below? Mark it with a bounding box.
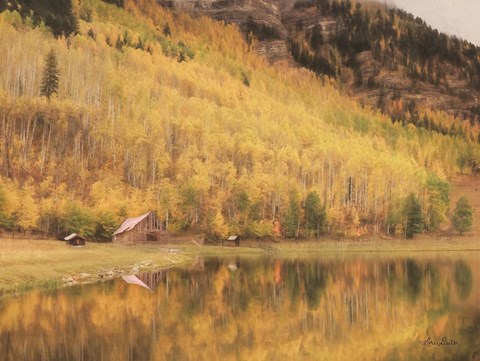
[304,191,326,239]
[177,50,186,63]
[403,193,423,238]
[40,49,59,99]
[426,174,449,230]
[163,22,171,37]
[452,197,473,235]
[283,191,300,239]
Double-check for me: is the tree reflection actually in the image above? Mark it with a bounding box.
[454,260,473,300]
[404,259,422,303]
[0,255,478,361]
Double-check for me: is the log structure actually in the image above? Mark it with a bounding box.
[113,211,169,244]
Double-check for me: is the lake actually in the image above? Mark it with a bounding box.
[1,253,479,361]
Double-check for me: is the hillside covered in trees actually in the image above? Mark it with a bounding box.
[286,0,480,137]
[158,0,480,140]
[0,0,479,241]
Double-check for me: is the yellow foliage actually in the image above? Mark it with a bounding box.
[0,1,478,237]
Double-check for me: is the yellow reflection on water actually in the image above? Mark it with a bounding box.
[1,255,480,360]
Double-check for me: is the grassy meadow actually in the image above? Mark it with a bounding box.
[0,239,189,294]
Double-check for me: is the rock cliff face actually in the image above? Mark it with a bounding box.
[158,0,294,64]
[157,0,480,126]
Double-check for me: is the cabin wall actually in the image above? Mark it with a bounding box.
[67,237,86,246]
[114,229,170,244]
[114,231,145,244]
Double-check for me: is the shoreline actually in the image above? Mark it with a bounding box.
[0,236,479,297]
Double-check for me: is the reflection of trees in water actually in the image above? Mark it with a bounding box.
[281,260,328,312]
[0,256,478,360]
[0,282,157,361]
[404,259,423,303]
[285,261,328,309]
[455,260,473,300]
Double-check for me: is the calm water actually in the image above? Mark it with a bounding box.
[1,254,480,361]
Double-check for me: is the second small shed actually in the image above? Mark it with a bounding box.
[223,235,240,247]
[64,233,86,246]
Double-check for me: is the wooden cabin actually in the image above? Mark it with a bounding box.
[64,233,86,246]
[113,211,169,244]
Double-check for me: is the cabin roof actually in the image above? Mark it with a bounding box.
[64,233,84,241]
[227,235,239,241]
[113,212,151,236]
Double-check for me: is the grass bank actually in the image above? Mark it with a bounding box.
[0,238,262,296]
[1,236,479,296]
[253,235,480,253]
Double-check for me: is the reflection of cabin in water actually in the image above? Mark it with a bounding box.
[64,233,86,246]
[122,269,169,290]
[113,211,169,244]
[137,269,169,289]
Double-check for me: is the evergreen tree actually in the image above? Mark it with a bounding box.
[177,50,186,63]
[452,197,473,235]
[304,191,326,239]
[87,28,96,40]
[163,22,171,37]
[309,23,323,48]
[426,174,449,230]
[115,35,123,51]
[403,193,423,238]
[40,49,59,99]
[377,86,386,113]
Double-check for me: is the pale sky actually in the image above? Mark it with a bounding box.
[385,0,480,46]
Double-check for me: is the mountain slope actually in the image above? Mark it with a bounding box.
[157,0,480,136]
[285,1,480,131]
[0,0,478,240]
[0,0,77,36]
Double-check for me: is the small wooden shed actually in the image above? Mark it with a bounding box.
[113,211,169,244]
[64,233,86,246]
[223,235,240,247]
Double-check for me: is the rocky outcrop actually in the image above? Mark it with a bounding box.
[158,0,294,64]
